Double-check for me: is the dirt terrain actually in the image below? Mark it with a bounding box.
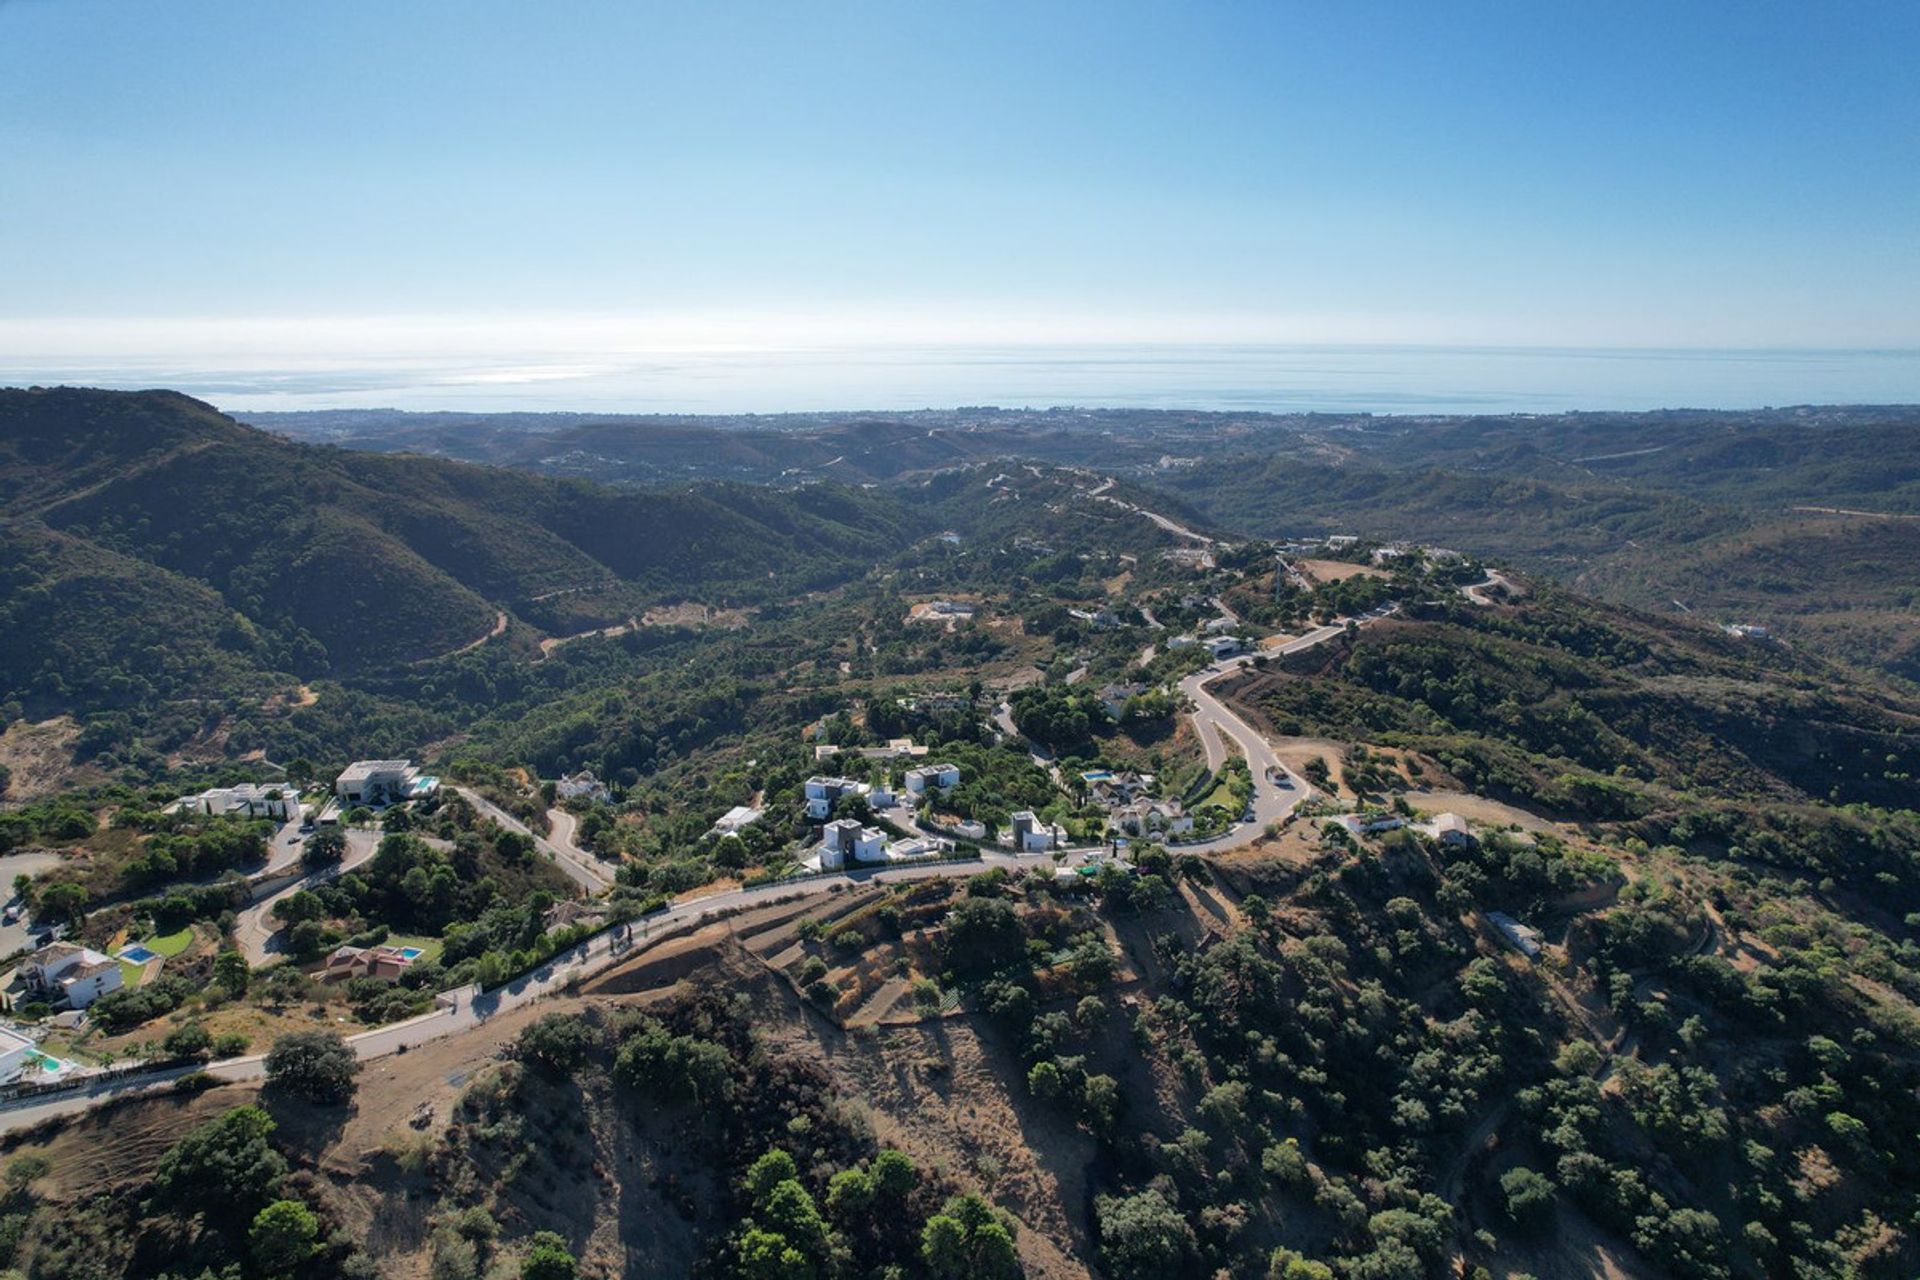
[0,716,103,800]
[1297,558,1389,584]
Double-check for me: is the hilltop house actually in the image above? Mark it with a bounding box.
[708,805,764,839]
[320,944,419,983]
[15,942,123,1010]
[904,762,962,796]
[1430,813,1474,848]
[819,818,888,869]
[177,782,301,822]
[0,1024,36,1083]
[1327,813,1406,838]
[804,776,870,820]
[1009,811,1056,853]
[556,771,611,803]
[1117,798,1193,838]
[1487,911,1544,959]
[335,760,436,806]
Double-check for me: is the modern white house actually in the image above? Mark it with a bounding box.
[17,942,123,1010]
[556,771,611,803]
[819,819,889,868]
[883,835,954,862]
[708,805,764,839]
[952,819,988,841]
[1203,635,1243,660]
[1009,811,1055,853]
[1166,634,1199,650]
[177,782,301,821]
[335,760,436,806]
[0,1024,36,1083]
[904,762,962,795]
[804,775,870,820]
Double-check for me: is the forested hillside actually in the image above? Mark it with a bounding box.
[0,388,913,715]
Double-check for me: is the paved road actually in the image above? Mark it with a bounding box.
[456,787,615,891]
[1166,613,1396,853]
[1173,659,1312,852]
[232,830,382,963]
[0,853,64,958]
[1461,570,1512,606]
[0,849,1067,1133]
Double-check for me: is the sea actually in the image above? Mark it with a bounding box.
[5,344,1919,416]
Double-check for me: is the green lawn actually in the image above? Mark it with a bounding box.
[144,927,195,958]
[116,959,148,989]
[384,933,445,963]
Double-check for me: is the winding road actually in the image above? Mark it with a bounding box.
[455,787,616,892]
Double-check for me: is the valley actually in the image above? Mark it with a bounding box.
[0,390,1916,1280]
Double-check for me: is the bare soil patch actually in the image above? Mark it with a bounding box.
[1298,558,1389,584]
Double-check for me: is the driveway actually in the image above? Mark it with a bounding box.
[0,852,64,959]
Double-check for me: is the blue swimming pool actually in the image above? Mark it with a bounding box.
[117,945,158,963]
[395,946,424,960]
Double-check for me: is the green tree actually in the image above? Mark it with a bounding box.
[264,1029,360,1103]
[744,1149,800,1204]
[213,949,250,999]
[733,1226,813,1279]
[162,1021,214,1060]
[151,1105,288,1217]
[824,1167,875,1224]
[1501,1167,1556,1232]
[761,1182,831,1258]
[1096,1189,1194,1279]
[37,881,86,926]
[920,1193,1020,1279]
[614,1021,732,1105]
[521,1230,577,1280]
[871,1148,920,1199]
[302,826,347,870]
[250,1198,321,1275]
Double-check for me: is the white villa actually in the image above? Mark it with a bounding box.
[708,805,764,839]
[1009,811,1056,853]
[903,762,962,795]
[335,760,437,806]
[804,775,870,820]
[556,771,611,803]
[0,1024,36,1083]
[819,819,889,869]
[16,942,123,1010]
[1203,635,1243,659]
[176,782,301,822]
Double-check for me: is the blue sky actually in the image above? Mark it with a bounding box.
[3,0,1918,361]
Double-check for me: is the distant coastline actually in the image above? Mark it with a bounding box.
[5,343,1919,416]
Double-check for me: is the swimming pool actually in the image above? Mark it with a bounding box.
[395,946,425,961]
[117,945,158,963]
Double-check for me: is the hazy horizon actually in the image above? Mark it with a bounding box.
[7,342,1919,419]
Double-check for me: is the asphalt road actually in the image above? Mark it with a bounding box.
[0,853,63,958]
[0,849,1066,1133]
[0,608,1401,1131]
[456,787,615,891]
[232,829,382,963]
